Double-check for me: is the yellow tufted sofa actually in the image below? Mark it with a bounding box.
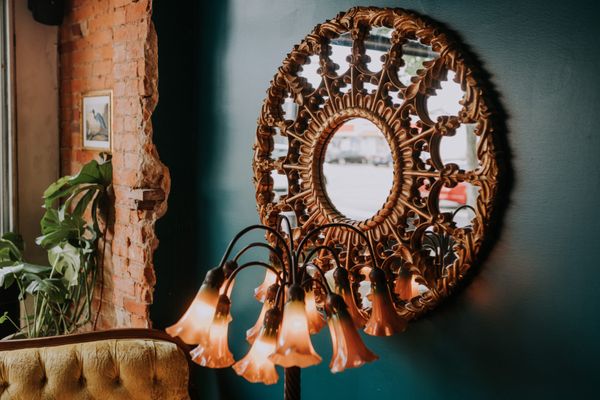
[0,329,191,400]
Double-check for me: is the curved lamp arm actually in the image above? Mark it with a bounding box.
[295,223,380,269]
[232,242,288,286]
[278,213,295,252]
[217,224,294,278]
[222,261,283,296]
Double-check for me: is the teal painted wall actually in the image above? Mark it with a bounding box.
[151,1,600,399]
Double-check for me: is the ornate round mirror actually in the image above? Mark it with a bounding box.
[253,7,502,320]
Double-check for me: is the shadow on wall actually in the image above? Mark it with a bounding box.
[406,9,514,326]
[150,1,230,399]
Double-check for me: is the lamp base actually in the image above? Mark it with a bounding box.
[284,367,301,400]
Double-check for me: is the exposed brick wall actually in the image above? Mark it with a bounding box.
[59,0,169,329]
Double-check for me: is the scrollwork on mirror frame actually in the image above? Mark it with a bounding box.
[253,6,502,320]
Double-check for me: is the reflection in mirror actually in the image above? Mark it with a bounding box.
[416,179,479,228]
[438,182,479,214]
[298,54,322,90]
[419,235,456,285]
[390,92,403,105]
[441,182,479,228]
[417,178,432,201]
[364,26,393,72]
[282,95,297,121]
[330,31,351,75]
[357,265,373,309]
[440,123,479,170]
[418,150,431,169]
[271,169,287,203]
[398,39,437,86]
[427,71,464,121]
[395,270,428,301]
[323,118,393,221]
[358,281,372,309]
[271,127,288,202]
[363,81,378,94]
[339,83,351,95]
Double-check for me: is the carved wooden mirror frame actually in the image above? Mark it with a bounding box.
[253,7,501,321]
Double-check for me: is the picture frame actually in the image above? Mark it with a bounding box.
[82,90,112,151]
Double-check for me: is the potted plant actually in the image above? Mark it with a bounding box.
[0,155,112,338]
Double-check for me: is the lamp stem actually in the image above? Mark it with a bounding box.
[284,367,301,400]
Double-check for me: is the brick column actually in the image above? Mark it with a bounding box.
[59,0,169,328]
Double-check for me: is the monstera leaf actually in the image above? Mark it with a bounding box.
[36,209,86,250]
[48,243,81,287]
[43,156,112,209]
[37,155,111,251]
[0,263,51,290]
[0,236,23,265]
[25,276,68,302]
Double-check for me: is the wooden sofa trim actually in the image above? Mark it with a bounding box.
[0,328,190,352]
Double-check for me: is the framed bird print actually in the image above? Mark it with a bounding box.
[82,90,112,150]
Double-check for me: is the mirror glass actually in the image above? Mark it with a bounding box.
[427,70,464,121]
[298,54,322,90]
[271,127,288,202]
[329,31,351,77]
[323,118,393,220]
[398,39,437,87]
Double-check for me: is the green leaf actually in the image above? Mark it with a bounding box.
[0,235,23,262]
[70,187,98,218]
[2,232,24,252]
[0,264,24,288]
[70,160,104,185]
[42,159,112,208]
[42,175,71,203]
[22,263,52,275]
[0,311,9,324]
[37,210,85,249]
[98,159,112,186]
[48,243,81,287]
[25,277,68,302]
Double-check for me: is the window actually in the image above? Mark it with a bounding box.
[0,0,14,234]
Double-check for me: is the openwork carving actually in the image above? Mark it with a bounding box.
[253,7,501,320]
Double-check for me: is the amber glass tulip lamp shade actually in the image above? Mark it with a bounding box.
[166,216,409,400]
